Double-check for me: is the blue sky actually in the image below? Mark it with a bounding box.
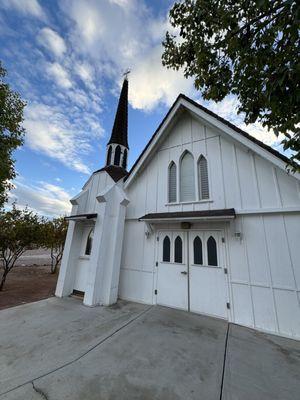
[0,0,285,217]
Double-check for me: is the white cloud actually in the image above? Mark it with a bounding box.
[46,62,72,89]
[9,180,72,217]
[0,0,45,19]
[198,95,283,147]
[75,62,94,85]
[129,46,194,111]
[38,27,67,58]
[24,102,91,174]
[61,0,194,111]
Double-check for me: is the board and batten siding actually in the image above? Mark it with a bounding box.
[119,111,300,338]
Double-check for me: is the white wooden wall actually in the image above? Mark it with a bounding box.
[120,111,300,338]
[227,214,300,338]
[78,171,112,215]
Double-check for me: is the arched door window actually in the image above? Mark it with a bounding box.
[198,155,209,199]
[114,145,121,166]
[122,148,128,169]
[106,146,112,165]
[180,151,195,202]
[174,236,183,263]
[207,236,218,266]
[193,236,203,265]
[162,236,171,262]
[168,161,177,203]
[85,228,94,256]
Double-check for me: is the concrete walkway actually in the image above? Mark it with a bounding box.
[0,298,299,399]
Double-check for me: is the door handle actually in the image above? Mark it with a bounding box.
[181,271,187,275]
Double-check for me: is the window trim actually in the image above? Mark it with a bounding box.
[162,235,171,262]
[193,235,203,265]
[166,151,212,205]
[168,161,177,203]
[174,235,183,263]
[179,150,196,202]
[198,154,210,200]
[84,228,94,256]
[207,235,218,266]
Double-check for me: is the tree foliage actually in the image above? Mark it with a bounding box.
[162,0,300,170]
[0,61,26,208]
[0,204,44,290]
[41,217,68,274]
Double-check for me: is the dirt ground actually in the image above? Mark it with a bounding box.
[0,265,58,310]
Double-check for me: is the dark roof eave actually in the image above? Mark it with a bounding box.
[139,208,236,221]
[65,213,97,221]
[93,165,128,182]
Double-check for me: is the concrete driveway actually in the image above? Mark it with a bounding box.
[0,298,299,400]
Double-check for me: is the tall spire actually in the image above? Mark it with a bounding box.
[107,77,129,149]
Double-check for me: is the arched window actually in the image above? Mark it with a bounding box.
[198,155,209,199]
[193,236,203,265]
[168,161,177,203]
[207,236,218,266]
[122,149,128,169]
[106,146,112,165]
[85,228,94,256]
[180,151,195,202]
[114,145,121,166]
[162,236,171,262]
[174,236,183,263]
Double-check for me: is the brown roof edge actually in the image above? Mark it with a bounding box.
[93,165,128,182]
[139,208,236,221]
[124,94,293,182]
[65,213,97,220]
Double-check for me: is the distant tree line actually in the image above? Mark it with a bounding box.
[0,204,68,291]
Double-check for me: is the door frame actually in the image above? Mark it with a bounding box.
[154,227,232,320]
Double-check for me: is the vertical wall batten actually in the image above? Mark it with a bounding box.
[241,216,256,326]
[261,215,280,333]
[252,153,262,208]
[233,144,243,209]
[282,215,298,293]
[219,136,227,208]
[272,167,283,207]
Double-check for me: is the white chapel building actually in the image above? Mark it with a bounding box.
[56,77,300,340]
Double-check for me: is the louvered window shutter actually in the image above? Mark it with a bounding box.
[199,156,209,199]
[180,152,195,202]
[168,162,177,203]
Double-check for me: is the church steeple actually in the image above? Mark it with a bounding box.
[106,75,129,170]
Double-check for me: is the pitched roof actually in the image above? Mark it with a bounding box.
[94,165,128,182]
[125,94,292,182]
[107,78,129,148]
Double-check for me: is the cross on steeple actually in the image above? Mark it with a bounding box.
[123,68,131,80]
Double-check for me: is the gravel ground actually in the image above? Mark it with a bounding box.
[0,265,58,310]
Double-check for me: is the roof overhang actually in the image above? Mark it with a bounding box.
[65,213,97,221]
[139,209,236,223]
[124,94,299,188]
